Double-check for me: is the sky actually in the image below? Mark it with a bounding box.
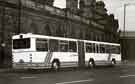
[98,0,135,31]
[53,0,135,31]
[53,0,66,8]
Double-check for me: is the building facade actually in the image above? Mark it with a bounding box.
[79,0,96,18]
[0,0,119,67]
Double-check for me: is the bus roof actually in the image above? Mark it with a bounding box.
[12,33,78,41]
[12,33,120,46]
[83,40,120,46]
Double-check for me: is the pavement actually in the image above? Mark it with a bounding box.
[0,68,11,73]
[0,61,135,73]
[1,64,135,84]
[121,60,135,66]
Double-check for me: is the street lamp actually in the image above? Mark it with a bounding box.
[122,3,135,61]
[18,0,22,34]
[123,3,135,37]
[123,4,126,37]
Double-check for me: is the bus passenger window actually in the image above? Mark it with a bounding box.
[116,46,120,54]
[95,44,99,53]
[59,41,68,52]
[93,43,96,53]
[100,45,105,53]
[49,39,58,52]
[69,41,77,52]
[111,46,120,54]
[36,39,48,51]
[104,45,110,53]
[86,43,93,53]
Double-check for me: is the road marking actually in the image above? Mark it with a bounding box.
[20,76,38,79]
[56,79,94,84]
[120,75,135,78]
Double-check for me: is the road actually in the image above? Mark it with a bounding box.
[0,65,135,84]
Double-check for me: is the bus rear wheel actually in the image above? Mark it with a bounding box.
[111,59,116,66]
[88,60,95,69]
[52,61,60,71]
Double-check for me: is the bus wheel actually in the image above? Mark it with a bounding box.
[88,60,95,69]
[111,59,116,66]
[52,61,60,71]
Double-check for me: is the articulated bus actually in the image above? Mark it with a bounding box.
[12,33,121,69]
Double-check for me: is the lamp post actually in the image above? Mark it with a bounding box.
[122,3,129,62]
[123,3,135,37]
[18,0,22,34]
[123,4,126,37]
[122,3,135,61]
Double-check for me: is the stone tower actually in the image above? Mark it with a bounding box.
[79,0,96,18]
[66,0,78,13]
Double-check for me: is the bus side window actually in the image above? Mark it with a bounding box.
[110,45,114,54]
[95,44,99,53]
[49,39,58,52]
[98,44,100,53]
[36,39,48,51]
[86,43,93,53]
[100,44,105,53]
[117,46,120,54]
[105,45,110,53]
[93,43,96,53]
[104,45,110,53]
[69,41,77,52]
[111,46,120,54]
[59,40,68,52]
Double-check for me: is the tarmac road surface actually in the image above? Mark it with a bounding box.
[0,65,135,84]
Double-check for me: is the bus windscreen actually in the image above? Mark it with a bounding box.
[13,38,30,49]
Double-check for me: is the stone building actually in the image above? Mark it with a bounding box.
[66,0,78,13]
[79,0,96,18]
[0,0,119,67]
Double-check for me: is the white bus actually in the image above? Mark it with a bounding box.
[12,33,121,69]
[12,33,78,69]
